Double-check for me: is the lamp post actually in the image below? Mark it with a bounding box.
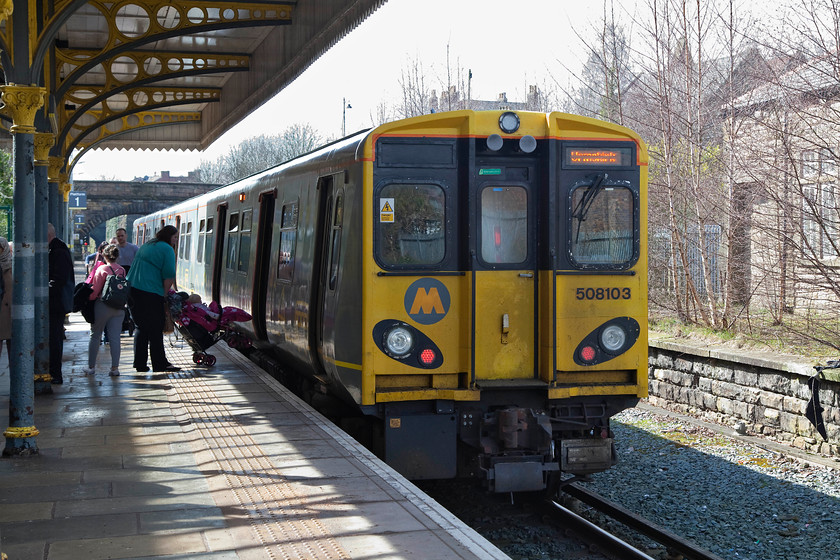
[342,97,352,137]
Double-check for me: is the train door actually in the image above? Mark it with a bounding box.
[252,191,275,340]
[309,174,343,375]
[472,168,538,380]
[211,204,227,304]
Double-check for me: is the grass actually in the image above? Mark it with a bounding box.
[649,313,840,359]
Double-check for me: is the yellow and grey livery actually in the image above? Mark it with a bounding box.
[136,110,648,492]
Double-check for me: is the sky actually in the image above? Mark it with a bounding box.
[70,0,626,181]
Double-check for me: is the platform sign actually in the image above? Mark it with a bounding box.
[68,191,87,209]
[73,214,85,227]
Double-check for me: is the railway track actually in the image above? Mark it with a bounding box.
[559,483,726,560]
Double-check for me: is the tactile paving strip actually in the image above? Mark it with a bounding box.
[163,353,350,560]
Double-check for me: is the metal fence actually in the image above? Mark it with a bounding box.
[650,225,722,297]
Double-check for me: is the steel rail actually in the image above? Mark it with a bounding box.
[547,500,656,560]
[561,483,726,560]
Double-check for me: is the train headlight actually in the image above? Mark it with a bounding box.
[519,135,537,153]
[499,111,520,133]
[600,324,626,353]
[385,327,413,356]
[486,134,504,151]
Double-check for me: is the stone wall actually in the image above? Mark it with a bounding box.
[648,336,839,457]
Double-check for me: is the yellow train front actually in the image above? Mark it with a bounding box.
[362,111,647,492]
[137,110,647,493]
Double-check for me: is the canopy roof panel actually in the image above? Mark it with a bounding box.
[0,0,385,168]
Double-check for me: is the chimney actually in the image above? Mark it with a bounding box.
[161,171,170,180]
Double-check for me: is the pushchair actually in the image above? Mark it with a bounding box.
[167,291,252,366]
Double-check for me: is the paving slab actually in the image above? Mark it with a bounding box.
[0,298,508,559]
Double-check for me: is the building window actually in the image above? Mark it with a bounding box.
[802,183,839,260]
[802,150,819,179]
[821,149,836,177]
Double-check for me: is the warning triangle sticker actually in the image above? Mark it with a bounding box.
[381,201,393,212]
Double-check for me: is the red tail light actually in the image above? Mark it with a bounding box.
[419,348,436,365]
[580,346,596,362]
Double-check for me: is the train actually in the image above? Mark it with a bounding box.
[133,110,649,492]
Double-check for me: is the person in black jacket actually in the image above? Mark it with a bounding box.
[48,223,74,384]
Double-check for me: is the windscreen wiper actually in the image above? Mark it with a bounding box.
[573,173,607,242]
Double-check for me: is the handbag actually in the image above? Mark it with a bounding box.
[72,282,93,312]
[101,266,130,309]
[81,298,96,324]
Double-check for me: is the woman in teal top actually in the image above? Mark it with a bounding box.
[127,225,179,372]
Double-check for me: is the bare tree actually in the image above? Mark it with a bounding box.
[196,123,324,184]
[726,0,840,349]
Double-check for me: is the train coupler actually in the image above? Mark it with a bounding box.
[483,455,559,493]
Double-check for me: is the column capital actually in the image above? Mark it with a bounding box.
[0,85,47,134]
[0,0,12,25]
[34,132,55,165]
[48,157,64,182]
[60,182,72,201]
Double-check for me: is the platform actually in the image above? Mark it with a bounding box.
[0,308,508,559]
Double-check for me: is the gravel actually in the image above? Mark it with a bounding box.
[581,404,840,559]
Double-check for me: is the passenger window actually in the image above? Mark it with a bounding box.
[376,183,445,266]
[570,181,634,266]
[226,213,239,270]
[238,210,252,272]
[480,186,528,264]
[277,201,298,282]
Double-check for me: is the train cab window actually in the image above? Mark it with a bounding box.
[480,186,528,264]
[226,213,239,270]
[569,180,634,267]
[204,217,214,265]
[197,220,205,264]
[238,210,252,272]
[277,201,298,282]
[376,183,445,266]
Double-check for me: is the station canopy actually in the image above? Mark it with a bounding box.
[0,0,384,168]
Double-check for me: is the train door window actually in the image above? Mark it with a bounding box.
[277,201,298,282]
[569,180,634,267]
[174,216,182,259]
[205,217,214,264]
[178,223,185,259]
[480,186,528,264]
[328,194,343,290]
[197,219,205,263]
[184,221,193,260]
[375,183,445,267]
[226,212,239,270]
[238,209,252,272]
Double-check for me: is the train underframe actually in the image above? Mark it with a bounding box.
[373,392,640,493]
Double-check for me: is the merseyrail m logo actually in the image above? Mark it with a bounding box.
[404,278,450,325]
